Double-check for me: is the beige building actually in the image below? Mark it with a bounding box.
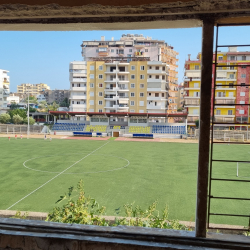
[17,83,50,95]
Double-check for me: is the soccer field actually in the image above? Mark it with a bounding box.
[0,137,249,226]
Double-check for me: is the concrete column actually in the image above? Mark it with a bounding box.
[54,116,56,124]
[195,18,214,238]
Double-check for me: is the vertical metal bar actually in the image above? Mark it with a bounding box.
[207,24,219,229]
[195,18,214,238]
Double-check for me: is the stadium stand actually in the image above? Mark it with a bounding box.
[152,125,185,134]
[73,132,92,137]
[85,125,107,132]
[133,133,153,139]
[129,126,151,134]
[52,123,85,131]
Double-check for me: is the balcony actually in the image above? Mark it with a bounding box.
[213,116,235,123]
[185,99,200,106]
[147,105,166,109]
[71,87,87,91]
[215,99,235,104]
[215,95,235,99]
[70,104,87,109]
[187,116,199,122]
[147,70,166,74]
[104,95,119,100]
[215,87,236,90]
[72,78,87,82]
[147,79,165,83]
[184,87,200,90]
[70,95,86,99]
[147,88,167,92]
[147,96,167,101]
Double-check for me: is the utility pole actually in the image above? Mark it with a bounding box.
[27,88,30,139]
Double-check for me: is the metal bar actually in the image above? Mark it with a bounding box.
[212,160,250,163]
[213,141,250,145]
[209,213,250,218]
[213,122,250,125]
[215,64,250,67]
[214,104,250,106]
[214,84,250,86]
[195,18,214,238]
[211,178,250,183]
[217,44,250,47]
[217,23,250,27]
[207,24,218,233]
[208,227,250,231]
[210,196,250,201]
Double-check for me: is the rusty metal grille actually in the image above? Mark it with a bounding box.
[207,23,250,232]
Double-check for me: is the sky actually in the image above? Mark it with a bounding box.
[0,26,249,92]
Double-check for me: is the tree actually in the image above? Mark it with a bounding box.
[195,119,199,128]
[12,114,23,124]
[48,102,59,111]
[0,113,11,124]
[8,109,27,120]
[177,108,183,112]
[23,117,36,125]
[24,95,38,104]
[38,101,48,112]
[60,98,70,107]
[9,103,19,110]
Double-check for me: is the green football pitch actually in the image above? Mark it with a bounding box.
[0,137,249,226]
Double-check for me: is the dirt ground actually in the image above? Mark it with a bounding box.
[0,133,198,143]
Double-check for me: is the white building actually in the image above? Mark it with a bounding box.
[0,69,10,112]
[7,94,19,104]
[36,94,46,102]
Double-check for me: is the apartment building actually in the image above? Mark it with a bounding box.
[184,47,250,127]
[0,69,10,112]
[69,34,178,118]
[41,89,70,104]
[17,83,50,95]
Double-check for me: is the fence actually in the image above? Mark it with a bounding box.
[0,124,44,134]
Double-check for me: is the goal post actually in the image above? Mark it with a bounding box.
[224,133,244,142]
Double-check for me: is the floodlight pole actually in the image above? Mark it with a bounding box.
[27,89,30,139]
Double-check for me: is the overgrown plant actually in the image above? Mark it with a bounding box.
[47,180,189,231]
[11,211,28,219]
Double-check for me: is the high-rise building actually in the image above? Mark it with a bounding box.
[0,69,10,112]
[184,47,250,128]
[69,34,178,119]
[17,83,50,95]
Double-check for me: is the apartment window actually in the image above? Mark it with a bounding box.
[131,83,135,88]
[99,75,103,79]
[241,74,246,78]
[149,66,152,69]
[241,66,246,69]
[131,92,135,97]
[130,109,135,112]
[77,83,81,87]
[155,93,159,97]
[131,66,135,70]
[140,75,144,79]
[131,75,135,79]
[129,49,132,52]
[242,55,246,60]
[96,49,98,52]
[240,101,245,104]
[111,49,114,53]
[230,56,236,60]
[77,101,80,104]
[99,47,107,52]
[145,49,148,52]
[239,110,244,115]
[90,74,94,79]
[162,93,164,97]
[140,84,144,88]
[229,83,234,88]
[230,66,234,70]
[98,109,103,112]
[72,84,74,87]
[139,93,144,97]
[72,101,74,104]
[162,75,165,80]
[99,66,103,70]
[155,75,159,79]
[194,92,200,97]
[194,83,199,88]
[195,65,199,70]
[130,101,135,106]
[228,110,233,115]
[216,110,221,115]
[90,100,94,105]
[99,83,103,88]
[229,74,234,79]
[162,66,165,71]
[98,92,103,97]
[139,100,144,106]
[90,83,94,88]
[218,56,223,60]
[98,101,103,105]
[90,65,94,70]
[156,66,159,70]
[241,83,246,86]
[140,66,145,70]
[218,66,222,70]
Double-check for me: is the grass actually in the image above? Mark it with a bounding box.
[0,137,249,227]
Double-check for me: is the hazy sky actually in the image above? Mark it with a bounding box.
[0,26,249,92]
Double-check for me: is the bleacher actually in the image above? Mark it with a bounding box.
[110,125,126,130]
[129,126,151,134]
[52,123,85,131]
[85,125,107,132]
[152,125,186,134]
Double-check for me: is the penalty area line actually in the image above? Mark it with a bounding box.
[6,141,110,210]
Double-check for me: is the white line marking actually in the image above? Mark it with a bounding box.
[6,141,110,210]
[23,153,130,174]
